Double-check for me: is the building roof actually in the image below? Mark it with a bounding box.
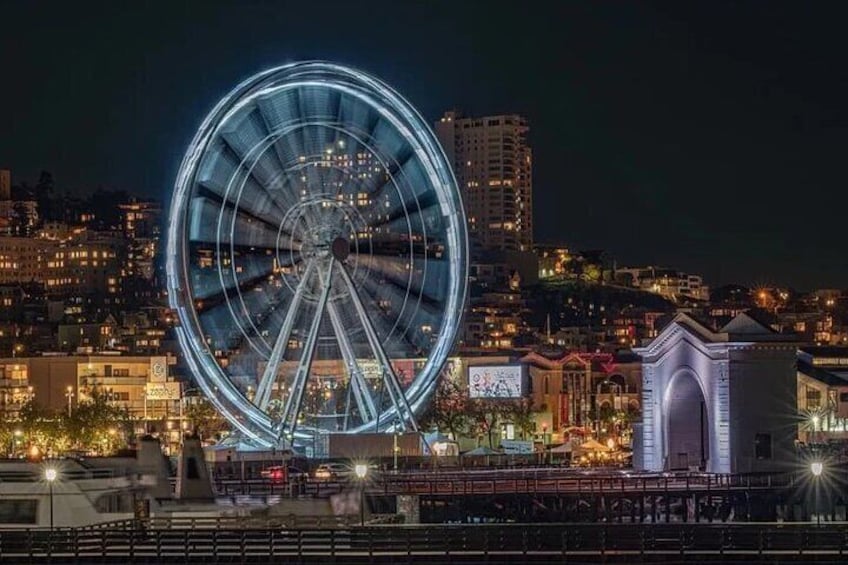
[719,311,778,336]
[797,358,848,387]
[799,346,848,358]
[634,312,797,360]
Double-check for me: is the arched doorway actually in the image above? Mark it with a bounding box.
[665,373,709,470]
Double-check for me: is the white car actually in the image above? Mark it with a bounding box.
[313,463,353,481]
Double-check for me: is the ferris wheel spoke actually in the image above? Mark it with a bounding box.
[254,260,316,411]
[366,191,440,233]
[361,255,446,305]
[354,275,422,356]
[326,296,378,424]
[194,192,301,255]
[276,259,334,441]
[217,129,292,205]
[365,153,409,198]
[192,261,275,301]
[197,144,291,229]
[190,194,290,249]
[373,278,437,355]
[254,108,310,211]
[336,260,418,432]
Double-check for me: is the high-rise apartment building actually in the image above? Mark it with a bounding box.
[435,111,533,252]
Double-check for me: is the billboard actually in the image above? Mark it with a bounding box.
[145,381,181,401]
[468,364,525,398]
[501,440,535,454]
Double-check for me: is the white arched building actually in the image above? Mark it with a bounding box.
[633,313,797,474]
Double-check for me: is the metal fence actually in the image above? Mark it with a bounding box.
[211,469,802,497]
[2,522,848,560]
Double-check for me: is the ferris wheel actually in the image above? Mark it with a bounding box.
[166,62,468,447]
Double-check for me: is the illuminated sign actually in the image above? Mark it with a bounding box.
[468,364,525,398]
[145,382,181,401]
[150,357,167,382]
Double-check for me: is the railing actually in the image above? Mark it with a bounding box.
[1,523,847,559]
[0,468,117,482]
[211,469,805,498]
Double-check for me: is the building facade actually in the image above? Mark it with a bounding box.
[633,313,797,474]
[435,111,532,253]
[0,354,180,426]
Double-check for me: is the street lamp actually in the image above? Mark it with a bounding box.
[811,461,823,526]
[354,463,368,526]
[393,432,400,471]
[811,415,820,444]
[65,386,74,417]
[44,467,57,529]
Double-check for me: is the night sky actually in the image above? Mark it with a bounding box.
[2,1,846,290]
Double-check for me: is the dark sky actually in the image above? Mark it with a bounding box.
[2,1,846,290]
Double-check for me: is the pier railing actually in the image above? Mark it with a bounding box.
[1,522,848,560]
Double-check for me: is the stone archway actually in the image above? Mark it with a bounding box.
[664,372,709,471]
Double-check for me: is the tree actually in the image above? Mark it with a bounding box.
[18,400,68,456]
[502,397,540,440]
[420,375,470,440]
[185,399,227,442]
[66,388,130,453]
[468,398,505,448]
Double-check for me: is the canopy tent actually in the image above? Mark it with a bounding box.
[548,443,573,454]
[577,438,612,453]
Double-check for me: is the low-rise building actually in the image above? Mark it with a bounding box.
[615,266,709,303]
[796,346,848,443]
[0,354,180,433]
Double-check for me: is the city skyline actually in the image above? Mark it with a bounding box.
[2,1,847,289]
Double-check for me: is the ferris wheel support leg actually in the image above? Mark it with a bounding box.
[335,260,419,433]
[255,260,316,411]
[277,259,334,443]
[327,299,378,423]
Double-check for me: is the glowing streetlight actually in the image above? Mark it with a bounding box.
[354,463,368,526]
[811,461,824,526]
[65,386,74,417]
[45,468,58,529]
[393,432,400,471]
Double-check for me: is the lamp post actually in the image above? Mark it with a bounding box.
[354,463,368,526]
[811,415,820,444]
[45,467,57,529]
[65,386,74,417]
[811,461,823,526]
[393,432,399,471]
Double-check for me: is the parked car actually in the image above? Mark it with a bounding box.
[313,463,353,481]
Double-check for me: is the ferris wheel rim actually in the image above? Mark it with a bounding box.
[166,61,468,446]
